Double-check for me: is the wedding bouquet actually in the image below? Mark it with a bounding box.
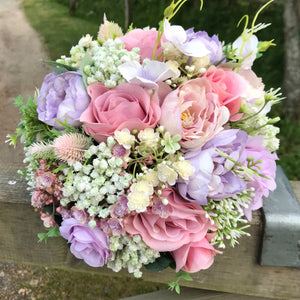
[8,0,282,290]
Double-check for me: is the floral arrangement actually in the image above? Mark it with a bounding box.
[8,0,282,292]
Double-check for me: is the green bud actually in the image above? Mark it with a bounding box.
[164,1,175,18]
[268,117,280,124]
[258,40,276,52]
[132,129,138,135]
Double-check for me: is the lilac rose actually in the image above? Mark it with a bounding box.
[185,28,223,64]
[177,129,248,205]
[59,218,112,267]
[37,71,90,129]
[243,136,277,220]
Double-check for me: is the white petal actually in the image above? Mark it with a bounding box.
[163,19,187,45]
[118,61,142,81]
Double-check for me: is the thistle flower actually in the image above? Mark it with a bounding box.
[28,142,54,158]
[98,14,123,43]
[52,133,90,162]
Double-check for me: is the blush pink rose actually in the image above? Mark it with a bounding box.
[124,187,217,252]
[171,234,219,272]
[80,82,161,142]
[159,77,229,150]
[201,66,247,121]
[124,188,219,272]
[119,29,166,62]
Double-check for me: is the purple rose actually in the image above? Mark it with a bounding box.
[37,71,90,129]
[243,136,277,220]
[59,218,112,267]
[177,129,248,205]
[185,28,223,64]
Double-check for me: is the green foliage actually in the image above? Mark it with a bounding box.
[145,252,175,272]
[38,225,61,244]
[7,94,50,147]
[23,0,100,59]
[7,94,73,147]
[44,60,78,74]
[168,270,193,294]
[80,53,94,87]
[277,117,300,180]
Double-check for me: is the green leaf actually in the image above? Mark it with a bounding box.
[80,53,94,87]
[37,225,61,244]
[13,95,24,107]
[53,163,69,174]
[175,284,180,294]
[175,270,193,281]
[38,232,48,243]
[43,60,78,74]
[6,134,18,147]
[145,253,174,272]
[47,225,60,238]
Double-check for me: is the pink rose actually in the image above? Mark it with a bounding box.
[119,29,166,62]
[80,83,161,142]
[201,66,247,121]
[239,69,264,100]
[159,77,229,150]
[124,187,216,269]
[172,234,219,272]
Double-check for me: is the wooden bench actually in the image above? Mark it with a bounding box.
[1,163,300,300]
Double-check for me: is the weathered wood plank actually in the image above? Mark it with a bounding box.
[121,288,278,300]
[290,181,300,204]
[1,166,300,300]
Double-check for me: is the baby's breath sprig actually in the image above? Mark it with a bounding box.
[216,149,269,181]
[204,188,254,248]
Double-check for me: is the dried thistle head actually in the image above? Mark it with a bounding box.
[52,133,90,162]
[28,142,54,158]
[98,14,123,43]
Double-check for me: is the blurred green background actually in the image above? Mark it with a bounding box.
[10,0,298,299]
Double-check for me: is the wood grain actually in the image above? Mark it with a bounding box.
[1,166,300,300]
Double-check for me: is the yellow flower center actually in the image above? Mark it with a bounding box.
[181,110,194,128]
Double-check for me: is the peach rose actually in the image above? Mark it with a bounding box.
[159,77,229,150]
[80,83,161,142]
[201,66,247,120]
[119,29,166,62]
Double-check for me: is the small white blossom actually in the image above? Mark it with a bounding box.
[114,128,136,149]
[127,191,150,212]
[173,160,195,180]
[157,163,178,186]
[130,181,153,196]
[142,169,159,187]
